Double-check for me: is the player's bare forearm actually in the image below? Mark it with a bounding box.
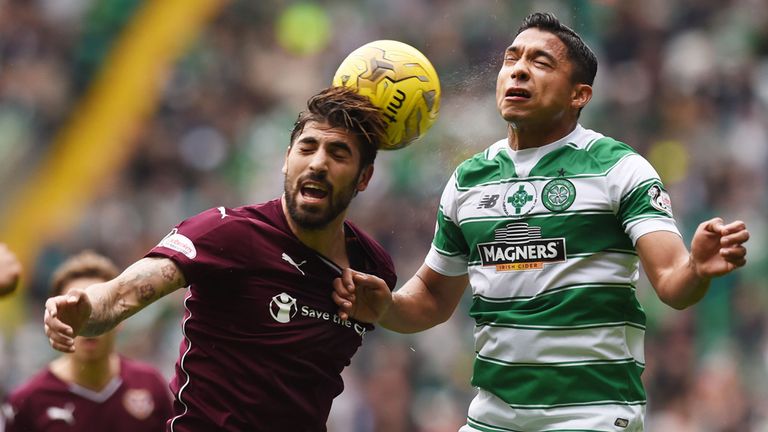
[82,257,186,336]
[653,252,710,310]
[637,219,749,310]
[379,265,467,333]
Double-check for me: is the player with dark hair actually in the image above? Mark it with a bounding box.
[0,243,21,297]
[334,12,749,431]
[43,86,396,431]
[3,251,172,431]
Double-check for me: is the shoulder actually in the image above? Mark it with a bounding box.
[344,222,397,289]
[119,357,165,380]
[453,138,508,189]
[6,368,59,405]
[175,199,284,241]
[570,127,639,168]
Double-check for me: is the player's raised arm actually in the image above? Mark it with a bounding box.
[44,257,186,352]
[637,217,749,310]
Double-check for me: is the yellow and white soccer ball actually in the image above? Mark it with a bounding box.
[332,40,440,150]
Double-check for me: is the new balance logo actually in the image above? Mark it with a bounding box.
[282,253,306,276]
[476,194,500,209]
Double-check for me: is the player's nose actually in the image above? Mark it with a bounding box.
[307,148,330,173]
[509,60,530,81]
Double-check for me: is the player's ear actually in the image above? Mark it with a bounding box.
[356,164,374,192]
[571,83,592,110]
[282,146,291,174]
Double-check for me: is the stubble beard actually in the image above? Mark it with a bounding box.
[283,173,358,230]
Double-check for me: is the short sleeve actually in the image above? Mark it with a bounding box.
[146,207,247,283]
[608,154,680,244]
[425,171,469,276]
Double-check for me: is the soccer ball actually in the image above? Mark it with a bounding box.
[333,40,440,150]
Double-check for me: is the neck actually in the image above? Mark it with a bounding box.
[281,196,349,267]
[50,354,119,391]
[507,118,578,151]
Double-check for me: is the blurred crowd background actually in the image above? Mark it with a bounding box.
[0,0,766,430]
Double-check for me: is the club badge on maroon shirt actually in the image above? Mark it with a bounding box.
[122,389,154,421]
[147,199,397,432]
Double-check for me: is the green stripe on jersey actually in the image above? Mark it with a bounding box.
[466,416,525,432]
[471,284,645,329]
[454,137,637,189]
[472,357,645,408]
[433,207,469,257]
[527,138,636,178]
[456,149,517,189]
[460,213,634,261]
[618,179,672,225]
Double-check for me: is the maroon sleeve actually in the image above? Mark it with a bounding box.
[346,222,397,291]
[146,207,248,283]
[370,245,397,292]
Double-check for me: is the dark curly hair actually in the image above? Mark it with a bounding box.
[517,12,598,86]
[290,86,386,168]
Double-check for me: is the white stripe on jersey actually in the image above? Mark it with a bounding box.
[460,389,645,432]
[475,323,645,365]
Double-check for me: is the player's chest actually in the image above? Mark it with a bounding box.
[30,390,160,432]
[457,177,610,221]
[195,247,371,343]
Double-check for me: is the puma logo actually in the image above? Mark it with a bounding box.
[217,206,228,219]
[46,404,75,425]
[281,253,306,276]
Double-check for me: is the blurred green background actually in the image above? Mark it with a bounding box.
[0,1,766,430]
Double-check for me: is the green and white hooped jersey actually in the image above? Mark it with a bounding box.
[426,125,679,432]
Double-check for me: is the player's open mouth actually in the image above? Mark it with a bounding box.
[505,88,531,99]
[300,183,329,201]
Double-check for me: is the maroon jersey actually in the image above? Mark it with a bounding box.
[2,357,172,432]
[147,199,396,432]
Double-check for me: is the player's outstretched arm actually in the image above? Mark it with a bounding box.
[44,257,186,352]
[334,264,468,333]
[0,243,22,297]
[637,218,748,310]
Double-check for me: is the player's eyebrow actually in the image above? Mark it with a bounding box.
[296,136,319,145]
[296,136,353,155]
[326,140,353,154]
[505,45,558,64]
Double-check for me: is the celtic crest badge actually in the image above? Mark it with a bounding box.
[542,178,576,212]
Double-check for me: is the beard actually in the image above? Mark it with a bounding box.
[283,171,359,230]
